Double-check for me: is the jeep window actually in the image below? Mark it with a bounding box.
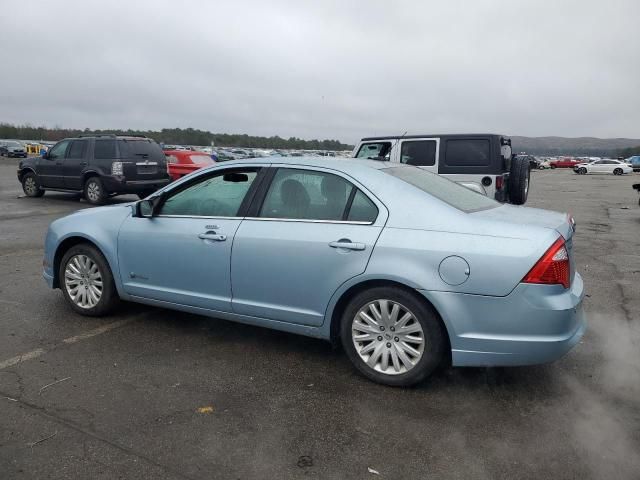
[400,140,436,166]
[94,139,117,159]
[67,140,87,158]
[118,139,165,161]
[384,165,498,212]
[444,139,490,167]
[356,142,392,160]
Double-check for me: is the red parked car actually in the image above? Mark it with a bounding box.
[165,150,216,181]
[549,157,582,169]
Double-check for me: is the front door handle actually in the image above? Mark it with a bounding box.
[198,232,227,242]
[329,240,366,251]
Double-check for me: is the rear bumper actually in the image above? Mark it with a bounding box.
[8,152,27,158]
[101,175,171,193]
[422,272,586,367]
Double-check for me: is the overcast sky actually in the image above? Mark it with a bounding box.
[2,0,639,143]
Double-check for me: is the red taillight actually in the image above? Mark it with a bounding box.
[522,237,570,289]
[496,175,504,190]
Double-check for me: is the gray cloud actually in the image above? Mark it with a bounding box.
[1,0,639,143]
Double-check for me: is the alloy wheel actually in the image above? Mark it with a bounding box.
[24,177,37,195]
[87,181,101,202]
[64,254,103,309]
[352,299,425,375]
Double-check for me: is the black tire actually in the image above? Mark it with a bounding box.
[84,176,107,205]
[340,286,446,387]
[550,164,556,169]
[508,156,530,205]
[613,168,622,176]
[21,172,45,197]
[59,243,119,316]
[136,189,155,200]
[578,167,587,175]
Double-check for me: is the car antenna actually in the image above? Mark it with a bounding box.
[387,131,407,160]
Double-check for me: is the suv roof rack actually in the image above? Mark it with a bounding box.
[78,133,117,138]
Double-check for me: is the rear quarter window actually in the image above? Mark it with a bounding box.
[444,139,491,167]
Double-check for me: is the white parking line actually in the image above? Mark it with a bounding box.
[0,318,134,370]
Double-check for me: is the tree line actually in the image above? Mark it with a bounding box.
[617,145,640,157]
[0,123,354,151]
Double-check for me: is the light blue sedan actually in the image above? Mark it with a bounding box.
[42,157,585,386]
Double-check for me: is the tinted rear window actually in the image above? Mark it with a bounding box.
[444,139,490,167]
[384,166,498,212]
[118,139,165,161]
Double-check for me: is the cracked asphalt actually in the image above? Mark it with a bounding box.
[1,159,639,479]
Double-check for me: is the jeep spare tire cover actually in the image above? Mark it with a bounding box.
[509,156,530,205]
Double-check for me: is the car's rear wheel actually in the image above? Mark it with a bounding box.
[21,172,45,197]
[613,168,623,175]
[340,287,446,387]
[84,177,107,205]
[509,156,530,205]
[60,244,119,316]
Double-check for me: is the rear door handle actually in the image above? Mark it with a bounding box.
[329,240,366,251]
[198,233,227,242]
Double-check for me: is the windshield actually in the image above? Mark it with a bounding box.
[384,166,499,212]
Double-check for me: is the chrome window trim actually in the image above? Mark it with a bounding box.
[244,217,374,225]
[154,214,373,225]
[156,215,244,220]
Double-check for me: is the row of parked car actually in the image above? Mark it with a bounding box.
[533,156,639,174]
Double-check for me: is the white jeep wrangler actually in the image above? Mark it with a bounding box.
[352,134,529,204]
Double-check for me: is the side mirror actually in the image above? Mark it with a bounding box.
[136,199,155,218]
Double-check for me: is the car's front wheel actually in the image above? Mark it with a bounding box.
[21,172,45,197]
[578,167,587,175]
[84,177,107,205]
[340,287,446,387]
[60,244,119,316]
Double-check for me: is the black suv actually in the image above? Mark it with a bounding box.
[17,135,171,205]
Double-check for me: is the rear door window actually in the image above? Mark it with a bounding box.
[400,140,436,166]
[94,139,117,159]
[444,139,491,167]
[66,140,87,159]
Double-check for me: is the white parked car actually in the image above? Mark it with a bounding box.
[574,159,633,175]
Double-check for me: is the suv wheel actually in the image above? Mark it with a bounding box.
[22,172,45,197]
[84,177,106,205]
[508,156,530,205]
[340,287,446,387]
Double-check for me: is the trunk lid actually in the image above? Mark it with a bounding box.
[471,204,573,240]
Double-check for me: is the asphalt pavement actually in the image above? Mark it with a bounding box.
[1,159,639,479]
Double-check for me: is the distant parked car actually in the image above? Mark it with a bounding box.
[626,156,640,172]
[165,150,216,181]
[574,159,633,175]
[537,160,552,169]
[549,158,582,169]
[1,140,27,158]
[17,135,171,204]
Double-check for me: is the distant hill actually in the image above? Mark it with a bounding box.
[511,136,640,157]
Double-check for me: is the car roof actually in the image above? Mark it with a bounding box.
[360,133,507,141]
[217,155,394,171]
